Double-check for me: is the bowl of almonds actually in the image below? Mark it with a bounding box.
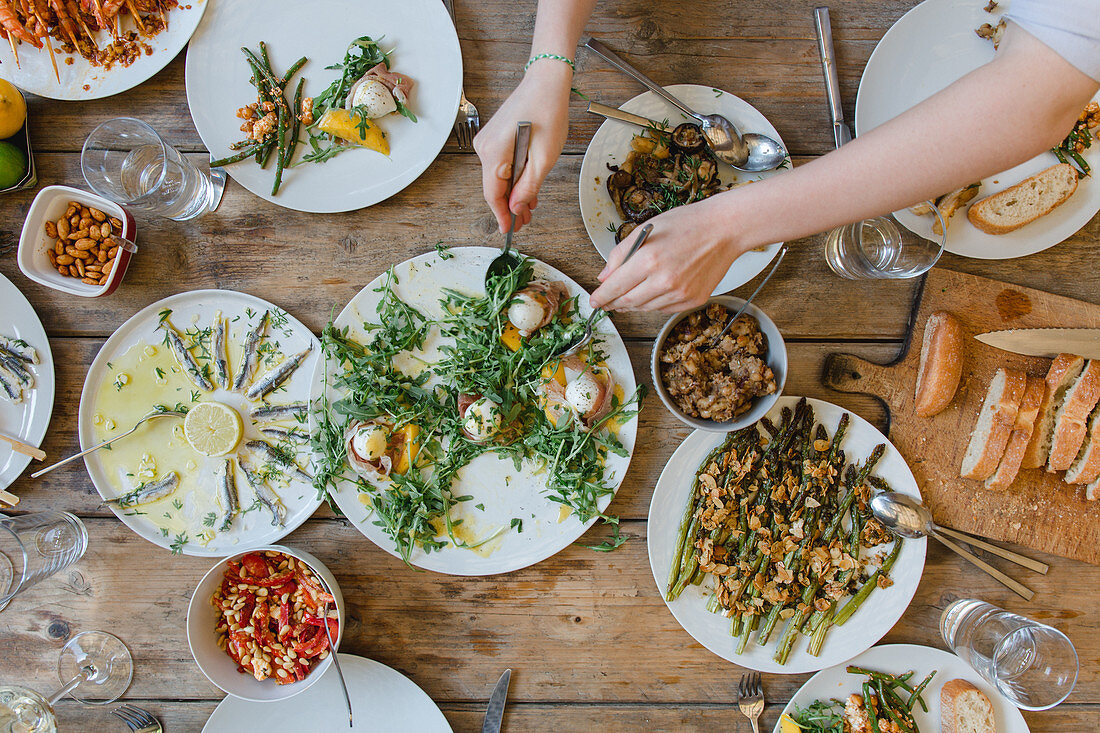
[17,184,136,297]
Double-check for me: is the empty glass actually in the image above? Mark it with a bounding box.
[0,512,88,612]
[942,598,1078,710]
[824,204,946,279]
[81,118,217,221]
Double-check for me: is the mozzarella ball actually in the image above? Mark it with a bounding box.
[463,398,503,441]
[507,292,548,335]
[350,79,397,119]
[351,423,389,461]
[565,371,602,416]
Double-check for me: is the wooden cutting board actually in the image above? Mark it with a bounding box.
[824,268,1100,566]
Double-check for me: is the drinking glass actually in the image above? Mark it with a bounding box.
[824,204,946,280]
[941,598,1078,710]
[81,117,217,221]
[0,685,56,733]
[0,512,88,612]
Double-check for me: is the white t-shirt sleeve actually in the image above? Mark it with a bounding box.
[1006,0,1100,80]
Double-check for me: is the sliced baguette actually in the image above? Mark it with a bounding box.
[986,376,1045,490]
[967,163,1079,235]
[1047,359,1100,472]
[1022,354,1085,469]
[961,368,1028,480]
[941,679,997,733]
[915,311,965,418]
[1065,403,1100,484]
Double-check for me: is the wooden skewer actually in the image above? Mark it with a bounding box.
[28,4,60,82]
[123,0,143,33]
[0,488,18,507]
[91,0,116,39]
[0,431,47,461]
[6,34,21,67]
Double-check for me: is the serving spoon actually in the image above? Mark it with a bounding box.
[31,409,187,478]
[871,491,1047,600]
[485,121,533,286]
[583,37,788,172]
[704,242,789,350]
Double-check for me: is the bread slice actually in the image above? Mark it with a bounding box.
[915,311,965,418]
[986,376,1045,490]
[967,163,1079,235]
[941,679,997,733]
[961,368,1028,480]
[1022,354,1085,469]
[1065,403,1100,483]
[1047,359,1100,472]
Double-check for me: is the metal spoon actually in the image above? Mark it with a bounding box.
[583,37,788,172]
[31,409,188,478]
[705,242,789,349]
[321,595,352,727]
[552,223,653,360]
[485,121,533,286]
[871,491,1047,600]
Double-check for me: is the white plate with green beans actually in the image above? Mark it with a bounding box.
[776,644,1029,732]
[647,396,927,674]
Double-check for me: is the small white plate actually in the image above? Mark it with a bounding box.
[78,289,322,556]
[0,1,208,101]
[775,643,1030,732]
[202,653,452,732]
[647,396,927,674]
[311,246,639,576]
[579,84,785,294]
[856,0,1100,259]
[184,0,462,213]
[0,273,54,493]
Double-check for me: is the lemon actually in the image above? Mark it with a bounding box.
[778,713,804,733]
[316,109,389,155]
[184,402,242,457]
[0,79,26,139]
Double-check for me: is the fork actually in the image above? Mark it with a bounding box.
[738,672,765,733]
[442,0,480,148]
[112,704,162,733]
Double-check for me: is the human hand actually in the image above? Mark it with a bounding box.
[473,61,573,233]
[590,198,750,313]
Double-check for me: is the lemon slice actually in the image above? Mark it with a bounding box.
[778,713,804,733]
[184,402,242,457]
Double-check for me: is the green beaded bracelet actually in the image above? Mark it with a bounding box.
[524,53,575,72]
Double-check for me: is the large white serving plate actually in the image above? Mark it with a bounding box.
[579,84,786,294]
[856,0,1100,259]
[0,1,208,100]
[311,246,639,576]
[78,290,322,556]
[202,653,452,732]
[647,396,927,674]
[775,643,1030,732]
[185,0,461,212]
[0,274,54,493]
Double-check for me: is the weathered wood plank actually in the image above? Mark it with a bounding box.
[5,518,1097,706]
[5,339,895,517]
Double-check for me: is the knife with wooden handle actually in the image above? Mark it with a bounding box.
[975,328,1100,360]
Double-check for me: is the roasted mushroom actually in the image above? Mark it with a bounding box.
[614,221,639,244]
[671,123,706,154]
[621,185,659,222]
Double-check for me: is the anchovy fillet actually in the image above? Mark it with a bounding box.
[245,344,313,401]
[232,311,269,392]
[217,458,239,532]
[0,353,32,387]
[161,321,214,392]
[259,426,310,442]
[213,311,230,390]
[250,402,309,421]
[245,439,313,484]
[0,339,38,365]
[238,457,286,527]
[0,368,20,403]
[107,472,180,509]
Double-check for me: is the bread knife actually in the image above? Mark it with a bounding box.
[974,328,1100,360]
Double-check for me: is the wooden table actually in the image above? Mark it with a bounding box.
[2,1,1098,730]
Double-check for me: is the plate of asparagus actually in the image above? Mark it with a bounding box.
[647,396,927,673]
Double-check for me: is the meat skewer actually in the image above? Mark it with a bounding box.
[26,0,60,81]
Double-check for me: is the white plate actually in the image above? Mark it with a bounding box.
[0,274,54,493]
[647,396,927,674]
[0,1,208,101]
[775,643,1030,732]
[311,246,639,575]
[579,84,785,294]
[855,0,1100,259]
[184,0,461,213]
[78,289,322,556]
[202,653,452,732]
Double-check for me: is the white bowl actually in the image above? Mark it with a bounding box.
[186,545,345,702]
[651,296,787,432]
[17,184,137,297]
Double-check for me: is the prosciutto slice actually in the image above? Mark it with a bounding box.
[344,419,406,481]
[364,61,415,106]
[511,280,570,337]
[541,356,618,430]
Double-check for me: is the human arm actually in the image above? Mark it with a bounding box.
[590,22,1100,312]
[473,0,597,234]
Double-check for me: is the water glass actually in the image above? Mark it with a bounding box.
[824,204,945,279]
[941,598,1078,710]
[81,117,217,221]
[0,685,56,733]
[0,512,88,611]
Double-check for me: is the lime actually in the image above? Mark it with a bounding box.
[184,402,242,457]
[0,140,26,189]
[0,78,26,139]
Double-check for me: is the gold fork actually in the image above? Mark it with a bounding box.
[738,671,764,733]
